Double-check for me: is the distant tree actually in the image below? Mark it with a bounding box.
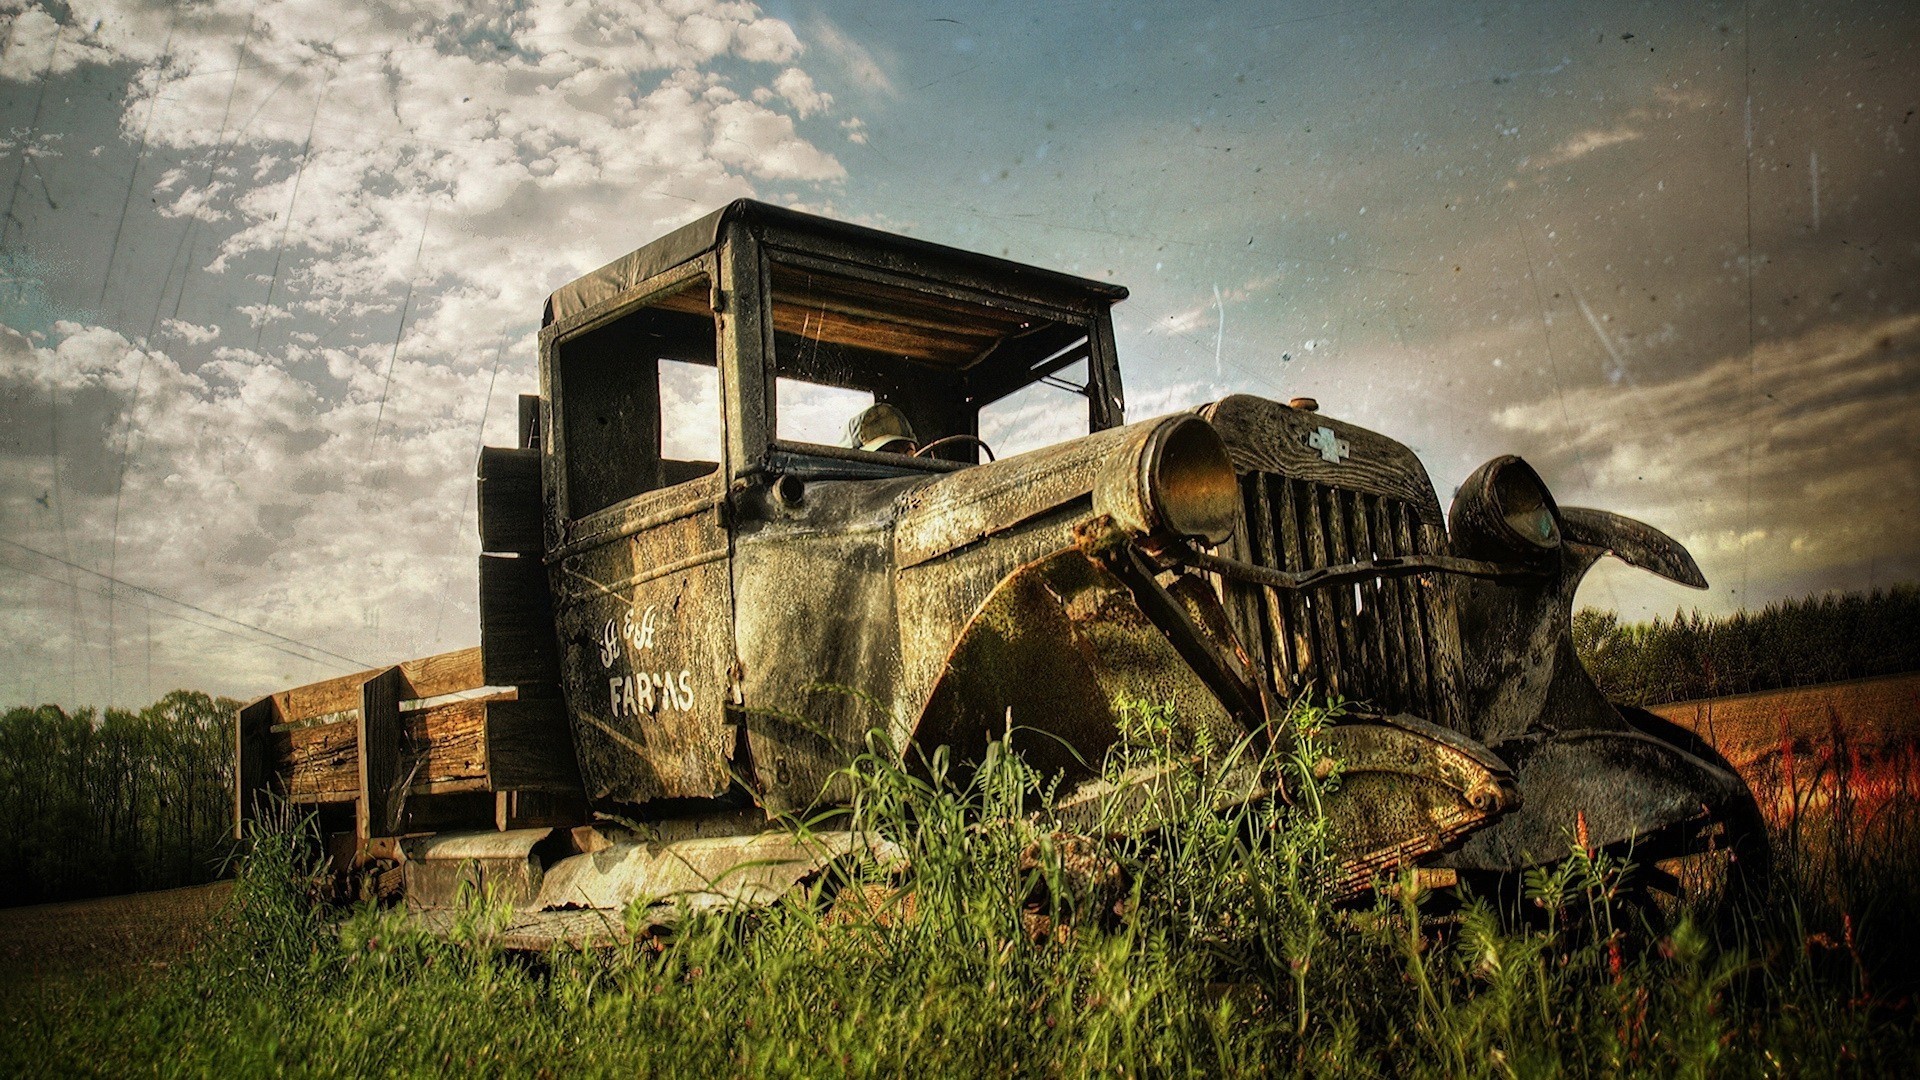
[0,691,238,906]
[1575,584,1920,705]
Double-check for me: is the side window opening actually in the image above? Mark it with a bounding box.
[775,377,875,446]
[660,358,722,483]
[977,356,1093,459]
[557,274,717,519]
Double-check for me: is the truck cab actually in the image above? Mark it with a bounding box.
[514,201,1139,811]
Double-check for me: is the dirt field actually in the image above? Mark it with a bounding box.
[1649,671,1920,822]
[0,880,232,983]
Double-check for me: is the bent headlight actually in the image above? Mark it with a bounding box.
[1449,454,1562,561]
[1095,414,1240,546]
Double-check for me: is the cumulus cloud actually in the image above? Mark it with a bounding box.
[0,0,854,705]
[0,315,522,703]
[5,0,845,350]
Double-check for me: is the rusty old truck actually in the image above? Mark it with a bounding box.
[235,200,1758,943]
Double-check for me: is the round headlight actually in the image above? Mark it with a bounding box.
[1095,414,1240,545]
[1449,455,1561,561]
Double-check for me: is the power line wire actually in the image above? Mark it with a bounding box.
[0,538,373,671]
[0,556,352,678]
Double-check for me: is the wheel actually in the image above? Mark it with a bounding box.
[1614,705,1772,915]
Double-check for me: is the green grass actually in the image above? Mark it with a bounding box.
[5,702,1918,1078]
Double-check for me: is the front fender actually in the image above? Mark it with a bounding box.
[1559,506,1708,590]
[1444,504,1738,871]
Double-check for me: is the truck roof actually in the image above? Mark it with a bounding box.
[543,199,1130,326]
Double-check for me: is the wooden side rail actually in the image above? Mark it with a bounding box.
[234,647,580,842]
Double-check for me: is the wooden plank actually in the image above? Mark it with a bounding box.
[407,698,490,786]
[401,648,486,701]
[278,694,512,805]
[280,720,358,802]
[479,447,544,554]
[357,667,409,842]
[480,554,562,685]
[266,648,484,726]
[274,670,375,726]
[234,698,276,839]
[485,699,582,793]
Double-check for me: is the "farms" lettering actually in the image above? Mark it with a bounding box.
[608,669,695,717]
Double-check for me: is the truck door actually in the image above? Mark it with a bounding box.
[542,264,738,806]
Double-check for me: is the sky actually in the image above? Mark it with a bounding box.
[0,0,1914,710]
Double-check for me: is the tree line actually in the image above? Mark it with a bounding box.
[3,586,1914,905]
[1575,584,1920,707]
[0,691,237,907]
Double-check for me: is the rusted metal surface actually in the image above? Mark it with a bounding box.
[241,201,1766,921]
[912,546,1243,786]
[403,827,565,910]
[550,470,738,806]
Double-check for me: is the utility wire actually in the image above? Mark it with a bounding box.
[1,538,374,671]
[0,556,355,676]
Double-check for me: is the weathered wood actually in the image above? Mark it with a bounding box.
[274,670,376,727]
[401,648,485,702]
[1273,476,1318,695]
[1347,491,1395,706]
[268,648,484,726]
[234,698,276,837]
[1245,475,1293,689]
[279,693,516,803]
[480,554,562,686]
[1368,496,1415,711]
[479,447,544,554]
[1219,481,1269,690]
[279,720,359,802]
[1391,504,1435,716]
[1322,488,1367,703]
[357,667,408,841]
[1203,395,1446,526]
[485,698,582,793]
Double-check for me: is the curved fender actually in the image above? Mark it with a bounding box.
[1444,504,1742,872]
[907,547,1245,782]
[1559,506,1708,589]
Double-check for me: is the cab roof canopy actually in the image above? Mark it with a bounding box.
[543,199,1130,340]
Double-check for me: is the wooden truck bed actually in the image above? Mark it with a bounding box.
[234,647,581,845]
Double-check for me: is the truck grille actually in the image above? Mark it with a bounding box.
[1225,473,1461,727]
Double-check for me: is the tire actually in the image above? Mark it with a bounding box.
[1614,704,1773,914]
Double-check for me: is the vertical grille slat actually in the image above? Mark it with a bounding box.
[1272,477,1316,695]
[1230,471,1451,723]
[1346,492,1395,708]
[1320,487,1365,699]
[1295,479,1345,698]
[1390,501,1435,715]
[1245,475,1293,684]
[1357,494,1410,712]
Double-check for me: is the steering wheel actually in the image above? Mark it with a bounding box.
[913,434,997,462]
